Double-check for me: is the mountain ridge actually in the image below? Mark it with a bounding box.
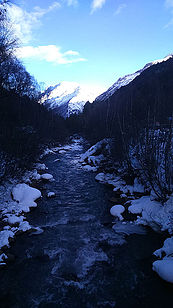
[95,54,173,103]
[41,54,173,118]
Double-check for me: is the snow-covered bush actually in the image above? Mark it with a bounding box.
[128,127,173,203]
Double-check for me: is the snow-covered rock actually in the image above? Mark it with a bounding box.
[30,170,41,181]
[41,173,54,181]
[40,148,55,158]
[23,170,54,183]
[128,195,173,233]
[152,236,173,283]
[82,165,98,172]
[110,205,125,221]
[47,192,56,198]
[34,163,47,171]
[12,183,41,213]
[153,259,173,283]
[3,214,24,225]
[154,237,173,259]
[40,81,104,118]
[59,150,66,154]
[18,221,31,232]
[95,172,109,183]
[128,196,149,214]
[0,229,14,249]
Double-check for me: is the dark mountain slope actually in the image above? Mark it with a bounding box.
[81,57,173,141]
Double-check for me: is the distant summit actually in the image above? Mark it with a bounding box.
[40,81,103,118]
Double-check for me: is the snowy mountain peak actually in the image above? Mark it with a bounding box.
[41,81,104,118]
[41,55,173,118]
[151,54,173,65]
[96,54,173,103]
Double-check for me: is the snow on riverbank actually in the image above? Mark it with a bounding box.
[0,158,54,266]
[12,184,41,212]
[0,137,81,266]
[0,183,42,264]
[153,237,173,283]
[128,195,173,233]
[22,168,54,183]
[81,139,173,283]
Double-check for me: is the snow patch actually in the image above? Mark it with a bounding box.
[34,163,47,171]
[47,192,56,198]
[83,165,98,172]
[12,183,41,213]
[154,237,173,258]
[18,221,31,232]
[110,205,125,221]
[3,214,24,225]
[128,195,173,233]
[41,173,54,181]
[152,235,173,283]
[59,150,66,154]
[0,229,14,249]
[153,259,173,283]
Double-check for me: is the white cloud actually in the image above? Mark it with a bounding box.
[91,0,107,14]
[66,0,78,6]
[16,45,87,65]
[7,2,61,44]
[164,0,173,28]
[165,0,173,7]
[114,3,127,15]
[64,50,80,56]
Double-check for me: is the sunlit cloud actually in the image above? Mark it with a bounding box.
[90,0,107,14]
[114,3,127,15]
[164,0,173,28]
[7,2,61,44]
[16,45,87,65]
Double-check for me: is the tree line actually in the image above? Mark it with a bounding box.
[0,0,68,179]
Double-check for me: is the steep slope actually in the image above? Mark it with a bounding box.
[82,56,173,143]
[95,55,173,102]
[41,81,103,118]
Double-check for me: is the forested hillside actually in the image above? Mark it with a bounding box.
[67,58,173,202]
[0,0,67,179]
[81,58,173,141]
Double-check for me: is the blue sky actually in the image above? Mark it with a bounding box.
[9,0,173,91]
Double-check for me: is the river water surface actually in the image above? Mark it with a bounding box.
[0,138,172,308]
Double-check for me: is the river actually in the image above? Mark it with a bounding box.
[0,137,172,308]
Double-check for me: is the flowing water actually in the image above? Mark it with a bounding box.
[0,138,172,308]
